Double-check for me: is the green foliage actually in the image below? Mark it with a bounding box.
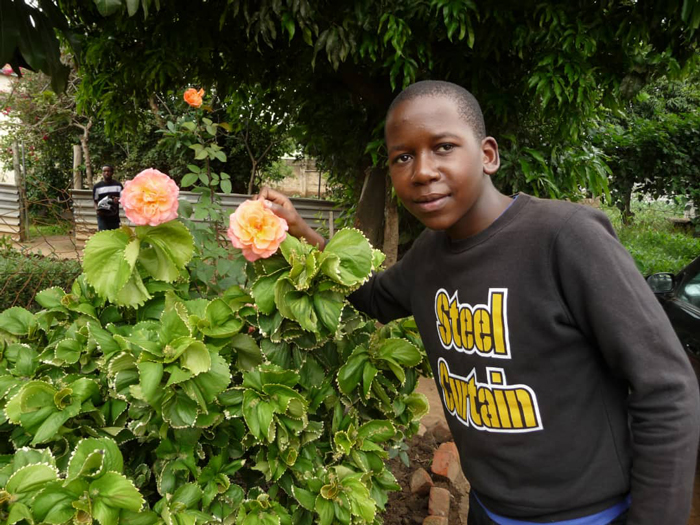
[0,249,81,311]
[14,0,693,210]
[604,199,700,274]
[593,76,700,222]
[0,217,428,524]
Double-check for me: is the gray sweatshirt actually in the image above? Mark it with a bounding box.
[350,194,699,523]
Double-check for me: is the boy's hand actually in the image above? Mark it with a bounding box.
[257,187,326,250]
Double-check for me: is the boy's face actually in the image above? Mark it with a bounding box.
[102,166,114,181]
[385,95,499,239]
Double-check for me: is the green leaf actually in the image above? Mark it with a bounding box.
[285,292,318,333]
[6,502,33,524]
[322,229,373,286]
[357,421,395,442]
[200,299,244,338]
[376,339,422,366]
[55,338,82,364]
[232,333,263,371]
[0,307,36,336]
[252,271,287,315]
[138,361,164,406]
[83,229,134,301]
[181,340,211,376]
[336,350,368,395]
[34,287,66,309]
[31,481,76,523]
[162,390,200,428]
[243,390,276,442]
[125,0,140,16]
[181,172,199,187]
[137,221,194,281]
[292,485,316,511]
[90,471,144,511]
[94,0,123,17]
[313,290,343,333]
[315,495,334,525]
[66,438,124,483]
[6,464,58,500]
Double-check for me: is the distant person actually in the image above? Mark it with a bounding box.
[93,165,123,231]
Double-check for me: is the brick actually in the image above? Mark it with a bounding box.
[410,467,434,495]
[428,486,451,517]
[429,421,452,443]
[431,442,461,482]
[423,517,448,525]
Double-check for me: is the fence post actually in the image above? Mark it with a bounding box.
[11,141,28,241]
[328,210,334,238]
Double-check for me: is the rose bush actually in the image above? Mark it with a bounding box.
[227,199,288,262]
[0,201,429,524]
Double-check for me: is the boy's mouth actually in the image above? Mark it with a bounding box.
[413,193,448,212]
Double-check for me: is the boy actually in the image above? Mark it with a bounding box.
[92,164,123,231]
[259,81,699,524]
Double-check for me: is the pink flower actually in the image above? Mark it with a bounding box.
[227,199,288,262]
[121,168,180,226]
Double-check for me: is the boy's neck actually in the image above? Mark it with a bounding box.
[447,188,513,240]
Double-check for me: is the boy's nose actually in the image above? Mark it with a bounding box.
[412,153,440,184]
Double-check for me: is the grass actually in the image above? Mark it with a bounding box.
[28,220,72,239]
[602,198,700,275]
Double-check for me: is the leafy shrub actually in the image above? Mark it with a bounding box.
[0,250,81,311]
[603,199,700,274]
[0,221,429,524]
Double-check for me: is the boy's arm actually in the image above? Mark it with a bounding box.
[555,208,700,524]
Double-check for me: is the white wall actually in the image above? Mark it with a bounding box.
[0,69,16,184]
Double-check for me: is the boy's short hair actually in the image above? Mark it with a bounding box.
[102,164,114,170]
[387,80,486,139]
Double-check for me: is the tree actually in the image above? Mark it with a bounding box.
[593,76,700,224]
[5,0,699,253]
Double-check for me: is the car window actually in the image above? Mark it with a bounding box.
[678,267,700,309]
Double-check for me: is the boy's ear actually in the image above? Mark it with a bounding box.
[481,137,500,175]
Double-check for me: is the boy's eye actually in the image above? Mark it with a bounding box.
[394,154,412,164]
[437,143,455,152]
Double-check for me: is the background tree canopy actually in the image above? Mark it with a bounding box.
[2,0,699,250]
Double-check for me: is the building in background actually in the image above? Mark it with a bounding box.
[0,65,16,184]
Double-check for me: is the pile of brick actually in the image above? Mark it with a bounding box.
[410,421,471,524]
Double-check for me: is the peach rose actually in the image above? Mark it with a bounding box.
[121,169,180,226]
[184,88,205,108]
[227,199,288,262]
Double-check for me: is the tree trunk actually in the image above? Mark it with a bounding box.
[354,167,386,249]
[382,183,399,267]
[247,162,258,194]
[73,145,83,189]
[78,118,94,187]
[620,185,634,226]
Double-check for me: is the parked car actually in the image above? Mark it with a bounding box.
[647,256,700,380]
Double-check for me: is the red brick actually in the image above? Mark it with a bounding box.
[431,442,461,482]
[428,486,451,517]
[423,516,448,525]
[410,467,434,495]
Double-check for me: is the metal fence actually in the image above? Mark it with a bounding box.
[0,183,22,241]
[70,189,344,245]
